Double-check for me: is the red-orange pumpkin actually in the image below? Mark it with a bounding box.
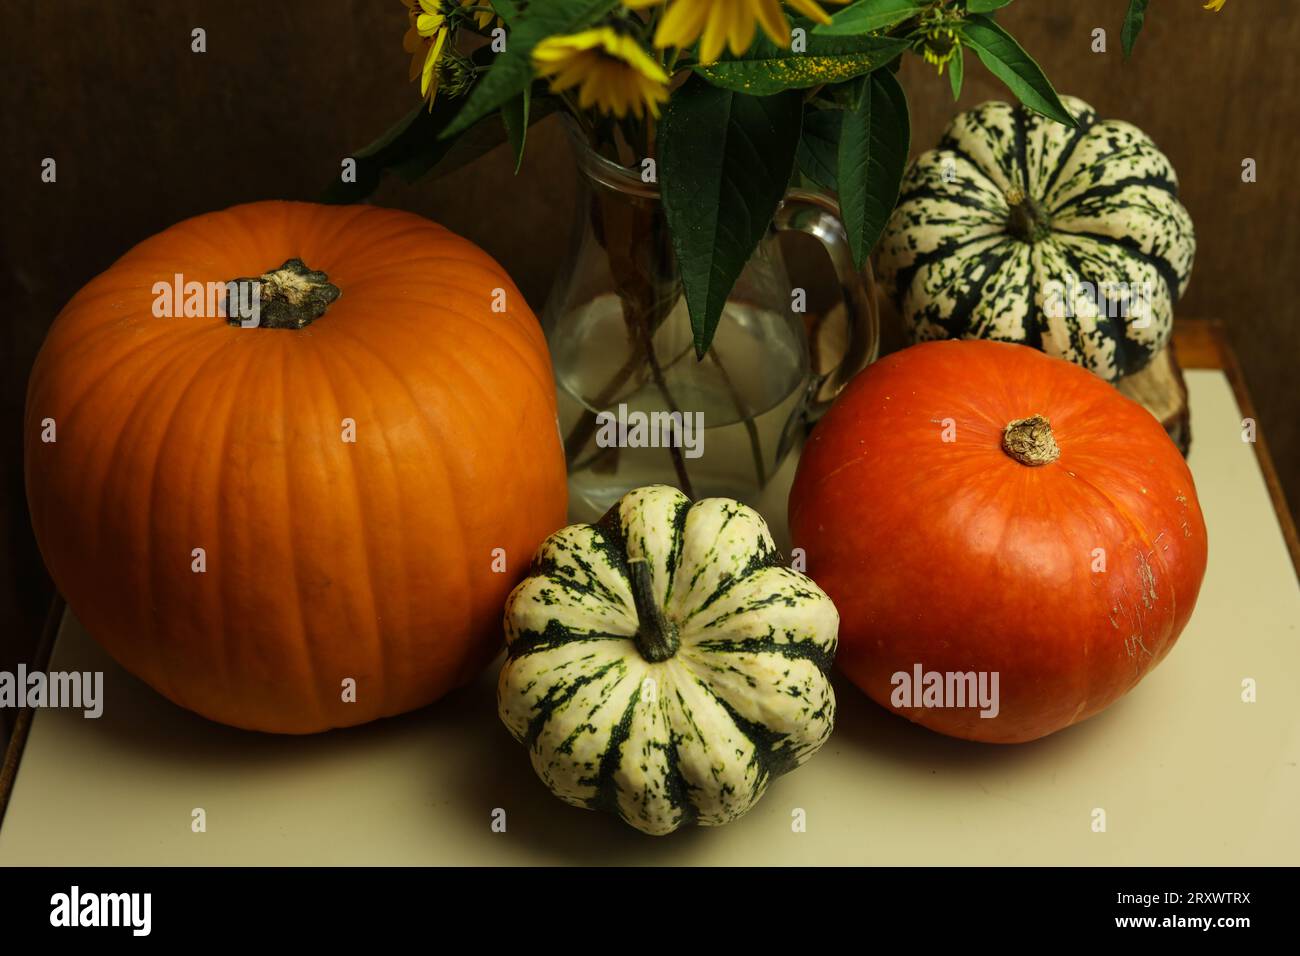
[25,201,567,733]
[789,340,1207,743]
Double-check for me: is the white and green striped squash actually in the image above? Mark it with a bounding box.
[498,485,838,836]
[877,96,1195,382]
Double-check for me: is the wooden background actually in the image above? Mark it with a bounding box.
[2,1,1296,741]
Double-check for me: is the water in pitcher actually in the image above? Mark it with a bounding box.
[553,293,810,523]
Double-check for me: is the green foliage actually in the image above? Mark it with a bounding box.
[814,0,925,37]
[798,108,843,193]
[338,0,1094,356]
[501,87,532,174]
[659,77,803,357]
[959,14,1075,126]
[441,0,620,139]
[837,70,910,270]
[696,33,910,96]
[1122,0,1151,59]
[324,93,554,204]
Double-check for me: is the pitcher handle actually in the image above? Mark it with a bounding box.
[772,188,881,420]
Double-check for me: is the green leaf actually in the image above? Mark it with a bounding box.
[323,102,449,203]
[949,41,964,100]
[323,93,553,203]
[1121,0,1150,59]
[813,0,922,36]
[437,95,555,175]
[659,76,803,357]
[441,0,619,139]
[836,69,909,270]
[501,87,531,174]
[695,33,910,96]
[966,0,1013,12]
[324,45,507,202]
[353,103,430,161]
[959,15,1076,127]
[798,108,842,193]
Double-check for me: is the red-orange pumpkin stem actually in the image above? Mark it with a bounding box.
[1002,414,1060,466]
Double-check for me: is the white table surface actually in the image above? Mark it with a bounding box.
[2,369,1297,865]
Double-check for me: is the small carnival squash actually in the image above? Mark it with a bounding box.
[877,96,1195,381]
[499,485,838,835]
[789,340,1207,743]
[25,201,567,733]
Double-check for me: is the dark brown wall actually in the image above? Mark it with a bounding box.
[2,1,1296,739]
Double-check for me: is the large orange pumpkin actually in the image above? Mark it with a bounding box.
[789,340,1207,743]
[25,201,567,733]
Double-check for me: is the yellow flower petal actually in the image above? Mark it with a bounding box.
[786,0,836,26]
[699,3,735,63]
[402,25,423,55]
[654,0,711,53]
[647,0,840,58]
[728,6,759,56]
[459,0,497,29]
[419,22,449,103]
[615,35,670,81]
[416,12,445,36]
[420,47,438,95]
[532,28,668,120]
[753,0,792,48]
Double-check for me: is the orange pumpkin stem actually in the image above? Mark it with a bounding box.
[225,258,341,329]
[1002,414,1060,466]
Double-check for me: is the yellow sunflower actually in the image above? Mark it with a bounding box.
[460,0,500,31]
[1204,0,1226,10]
[402,0,452,108]
[624,0,849,64]
[532,28,670,119]
[918,26,959,75]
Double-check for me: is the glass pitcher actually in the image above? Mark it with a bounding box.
[544,122,880,524]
